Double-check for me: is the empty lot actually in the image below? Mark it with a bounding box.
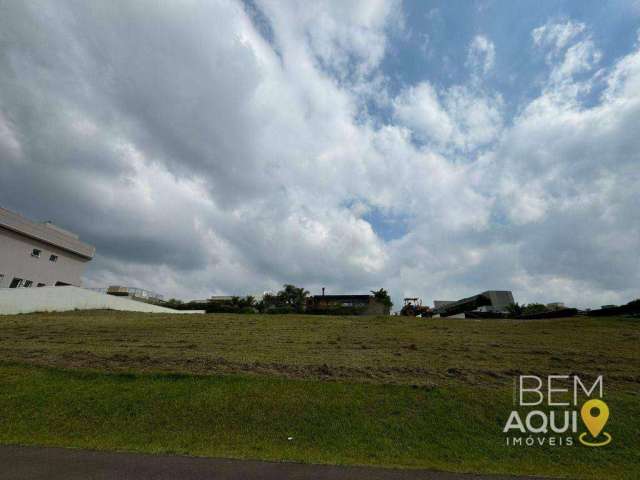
[0,310,638,387]
[0,311,638,479]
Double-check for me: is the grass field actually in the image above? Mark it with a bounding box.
[0,311,639,478]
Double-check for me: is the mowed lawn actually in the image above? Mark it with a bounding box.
[1,310,638,386]
[0,311,639,479]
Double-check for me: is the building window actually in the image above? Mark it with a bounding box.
[49,254,58,262]
[37,283,46,287]
[9,277,24,288]
[23,280,33,288]
[31,248,42,258]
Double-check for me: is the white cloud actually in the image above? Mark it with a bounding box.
[443,86,503,150]
[603,32,640,100]
[532,20,586,52]
[466,35,495,74]
[392,83,454,144]
[0,3,638,310]
[392,83,503,151]
[550,38,601,84]
[259,0,403,80]
[532,19,601,86]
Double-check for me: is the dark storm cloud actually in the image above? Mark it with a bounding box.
[0,0,269,273]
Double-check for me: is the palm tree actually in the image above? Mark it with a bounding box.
[278,284,309,311]
[244,295,256,308]
[370,288,393,309]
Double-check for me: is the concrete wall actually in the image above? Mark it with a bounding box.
[364,299,390,316]
[0,286,204,315]
[0,228,90,287]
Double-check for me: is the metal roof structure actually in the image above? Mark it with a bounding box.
[434,290,514,316]
[311,294,372,302]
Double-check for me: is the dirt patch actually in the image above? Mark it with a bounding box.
[0,349,503,386]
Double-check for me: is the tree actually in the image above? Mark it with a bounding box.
[506,302,549,317]
[259,293,278,309]
[258,285,309,313]
[243,295,256,309]
[370,288,393,310]
[522,303,548,315]
[277,284,309,312]
[164,298,184,309]
[506,302,523,316]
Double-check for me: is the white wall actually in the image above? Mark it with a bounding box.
[0,286,204,315]
[0,228,90,287]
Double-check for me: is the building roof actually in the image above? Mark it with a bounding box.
[434,290,514,316]
[209,296,235,301]
[0,206,95,259]
[312,294,371,301]
[434,300,455,308]
[107,286,164,301]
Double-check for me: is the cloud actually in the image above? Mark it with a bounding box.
[259,0,403,80]
[0,2,638,310]
[466,35,495,74]
[532,20,586,52]
[392,83,503,151]
[0,112,22,161]
[550,38,601,82]
[532,19,601,86]
[0,0,406,299]
[475,29,640,305]
[392,83,454,145]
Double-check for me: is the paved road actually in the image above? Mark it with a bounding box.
[1,445,550,480]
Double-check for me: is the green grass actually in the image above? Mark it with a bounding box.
[0,311,638,478]
[1,364,638,479]
[0,311,638,387]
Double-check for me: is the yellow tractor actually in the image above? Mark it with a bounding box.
[400,297,433,317]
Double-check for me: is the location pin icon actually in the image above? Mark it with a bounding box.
[581,399,609,438]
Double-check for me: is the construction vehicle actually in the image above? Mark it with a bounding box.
[400,297,433,317]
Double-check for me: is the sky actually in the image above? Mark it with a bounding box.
[1,0,639,310]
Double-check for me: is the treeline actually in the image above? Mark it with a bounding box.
[164,285,305,314]
[165,285,392,315]
[506,303,555,316]
[588,299,640,317]
[505,299,640,318]
[504,302,578,319]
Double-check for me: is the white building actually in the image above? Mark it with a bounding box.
[0,206,95,288]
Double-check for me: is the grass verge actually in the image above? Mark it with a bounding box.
[1,364,638,479]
